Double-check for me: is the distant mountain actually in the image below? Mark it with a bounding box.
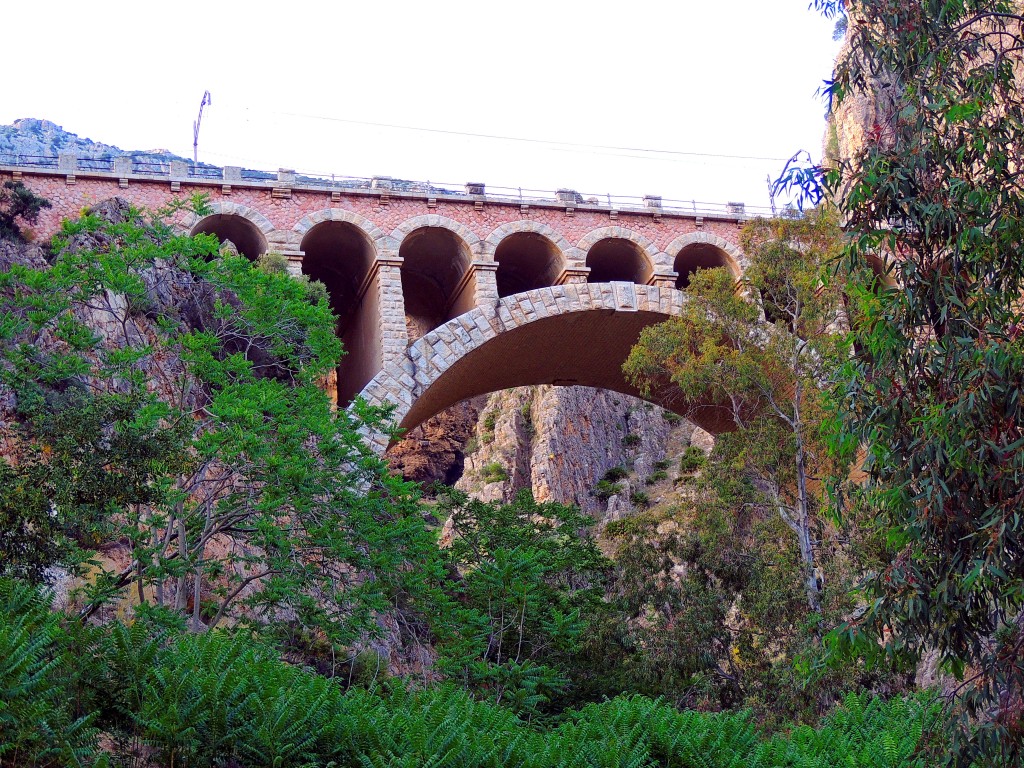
[0,118,449,193]
[0,118,189,164]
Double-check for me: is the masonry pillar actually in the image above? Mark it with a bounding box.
[285,251,305,277]
[556,267,591,285]
[375,257,409,363]
[472,261,499,306]
[648,272,678,289]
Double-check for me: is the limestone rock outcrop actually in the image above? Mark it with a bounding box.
[390,384,712,521]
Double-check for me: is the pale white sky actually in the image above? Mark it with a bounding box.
[4,1,840,208]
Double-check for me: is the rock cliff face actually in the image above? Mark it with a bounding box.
[0,118,186,163]
[391,384,713,520]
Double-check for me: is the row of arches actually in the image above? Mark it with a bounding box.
[189,210,744,404]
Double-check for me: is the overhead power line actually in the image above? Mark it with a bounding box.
[267,109,792,164]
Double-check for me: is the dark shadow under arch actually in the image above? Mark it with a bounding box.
[673,243,733,289]
[191,214,267,260]
[301,221,379,406]
[494,232,564,297]
[585,238,653,284]
[399,227,475,339]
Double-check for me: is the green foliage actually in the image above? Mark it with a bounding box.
[679,445,707,474]
[0,199,447,650]
[629,491,650,508]
[625,210,846,612]
[592,479,623,501]
[0,580,943,767]
[623,432,641,447]
[603,466,629,482]
[0,180,51,241]
[480,461,509,484]
[811,2,1024,763]
[0,579,104,767]
[435,488,609,717]
[645,470,668,485]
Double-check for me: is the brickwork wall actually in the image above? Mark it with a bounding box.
[6,172,747,272]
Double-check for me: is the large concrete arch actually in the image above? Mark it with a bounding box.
[355,282,736,453]
[664,232,748,282]
[294,208,398,257]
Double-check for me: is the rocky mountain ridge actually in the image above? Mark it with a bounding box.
[0,118,187,163]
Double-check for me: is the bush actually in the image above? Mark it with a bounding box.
[645,470,668,485]
[629,491,650,508]
[0,180,51,241]
[480,461,508,483]
[593,480,623,500]
[623,433,641,447]
[679,446,707,474]
[603,466,629,482]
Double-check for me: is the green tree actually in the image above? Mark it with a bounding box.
[624,210,846,611]
[434,488,610,716]
[790,2,1024,764]
[0,180,51,241]
[0,198,446,651]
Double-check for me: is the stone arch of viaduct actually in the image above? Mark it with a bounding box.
[179,208,749,411]
[5,167,751,442]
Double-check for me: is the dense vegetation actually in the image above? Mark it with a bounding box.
[1,577,940,768]
[0,192,935,765]
[780,2,1024,765]
[10,1,1024,758]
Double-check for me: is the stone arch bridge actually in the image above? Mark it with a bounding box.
[2,156,758,445]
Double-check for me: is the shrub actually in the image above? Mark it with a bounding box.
[0,180,51,241]
[645,470,668,485]
[593,480,623,500]
[679,446,707,475]
[603,466,629,482]
[623,433,641,447]
[629,491,650,508]
[480,461,508,483]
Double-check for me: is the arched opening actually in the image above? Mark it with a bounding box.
[191,214,267,260]
[399,227,474,340]
[673,243,734,289]
[585,238,652,284]
[301,221,379,405]
[494,232,563,298]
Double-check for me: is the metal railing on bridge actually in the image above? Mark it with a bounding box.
[0,152,780,220]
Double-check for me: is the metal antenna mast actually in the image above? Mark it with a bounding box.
[192,91,212,164]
